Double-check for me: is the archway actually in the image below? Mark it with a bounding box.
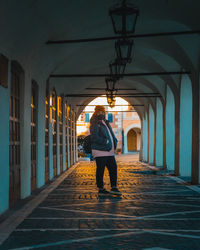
[127,129,137,151]
[126,128,141,152]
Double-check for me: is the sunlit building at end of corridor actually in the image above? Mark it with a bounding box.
[77,97,141,153]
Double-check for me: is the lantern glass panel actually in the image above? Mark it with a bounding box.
[106,78,116,90]
[121,44,129,60]
[109,4,139,35]
[126,13,137,33]
[111,14,122,34]
[116,39,133,63]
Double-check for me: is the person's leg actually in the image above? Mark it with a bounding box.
[106,156,117,188]
[106,156,121,195]
[95,157,106,189]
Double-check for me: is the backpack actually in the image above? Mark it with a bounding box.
[83,135,92,154]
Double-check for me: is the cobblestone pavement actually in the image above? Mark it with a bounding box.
[1,154,200,250]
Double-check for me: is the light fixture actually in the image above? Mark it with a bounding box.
[109,0,139,35]
[115,38,133,63]
[109,59,126,79]
[105,77,117,108]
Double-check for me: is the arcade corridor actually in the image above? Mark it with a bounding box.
[0,0,200,248]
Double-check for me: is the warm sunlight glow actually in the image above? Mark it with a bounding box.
[84,96,129,113]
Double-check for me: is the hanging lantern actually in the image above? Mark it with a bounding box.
[109,59,126,79]
[109,0,139,35]
[105,77,117,108]
[115,38,133,63]
[106,77,116,90]
[106,89,117,108]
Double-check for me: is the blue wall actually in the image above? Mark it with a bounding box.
[156,98,163,166]
[166,86,175,170]
[0,85,9,214]
[142,114,148,161]
[149,105,154,164]
[179,75,192,177]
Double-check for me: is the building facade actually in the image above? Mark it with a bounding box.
[77,108,141,153]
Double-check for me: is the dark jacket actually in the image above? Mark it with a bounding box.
[90,115,118,151]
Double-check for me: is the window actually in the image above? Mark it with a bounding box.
[85,113,90,122]
[108,113,113,123]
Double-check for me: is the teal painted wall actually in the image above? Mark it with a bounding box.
[179,75,192,177]
[199,73,200,183]
[142,114,148,161]
[166,86,175,170]
[0,85,9,214]
[156,99,163,166]
[149,105,154,164]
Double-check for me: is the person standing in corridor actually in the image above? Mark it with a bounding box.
[90,105,121,195]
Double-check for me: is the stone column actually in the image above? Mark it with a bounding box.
[191,71,199,184]
[162,103,166,169]
[147,109,150,163]
[36,83,46,188]
[21,74,31,199]
[153,106,157,166]
[174,93,180,176]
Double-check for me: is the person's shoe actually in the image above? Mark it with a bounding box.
[110,187,122,195]
[98,188,110,195]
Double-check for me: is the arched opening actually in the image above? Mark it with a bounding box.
[77,96,141,156]
[127,128,141,152]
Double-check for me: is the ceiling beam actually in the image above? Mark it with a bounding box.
[50,71,190,78]
[66,93,160,96]
[86,88,137,90]
[76,104,144,106]
[46,30,200,44]
[82,110,137,113]
[65,95,161,98]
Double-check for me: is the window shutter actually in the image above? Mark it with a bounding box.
[108,113,113,123]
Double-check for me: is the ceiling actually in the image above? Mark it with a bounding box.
[0,0,199,117]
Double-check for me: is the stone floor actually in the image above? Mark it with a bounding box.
[1,154,200,250]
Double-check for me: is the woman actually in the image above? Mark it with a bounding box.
[90,105,121,195]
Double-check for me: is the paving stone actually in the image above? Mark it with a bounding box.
[1,154,200,249]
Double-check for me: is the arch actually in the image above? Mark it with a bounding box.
[124,124,141,137]
[127,129,137,151]
[126,128,141,152]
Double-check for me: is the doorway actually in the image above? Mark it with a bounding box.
[127,129,137,151]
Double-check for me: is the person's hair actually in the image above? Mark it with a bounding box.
[90,105,105,122]
[94,105,105,113]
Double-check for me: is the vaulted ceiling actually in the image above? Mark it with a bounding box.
[1,0,199,117]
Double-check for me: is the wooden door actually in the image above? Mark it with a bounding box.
[52,92,57,177]
[127,129,137,151]
[45,92,49,183]
[31,84,37,191]
[9,66,21,207]
[58,97,63,173]
[68,107,71,167]
[65,104,68,169]
[71,110,75,164]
